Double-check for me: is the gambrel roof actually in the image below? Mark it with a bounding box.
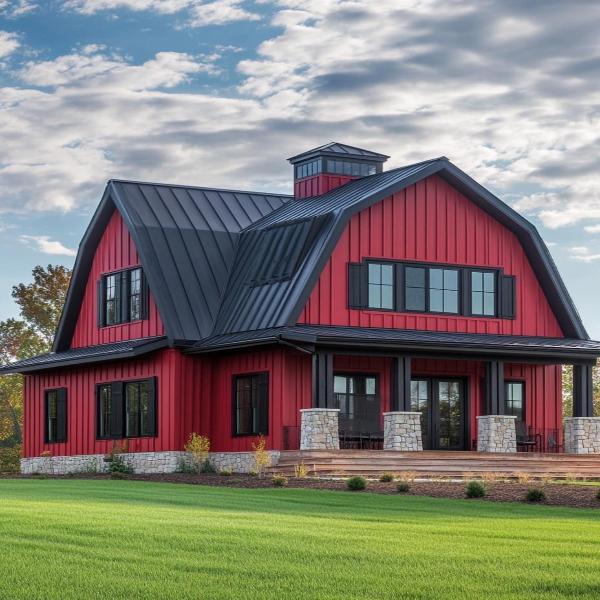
[53,157,590,351]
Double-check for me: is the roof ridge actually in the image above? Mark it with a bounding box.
[109,179,293,199]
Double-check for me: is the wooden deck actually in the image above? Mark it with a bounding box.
[272,450,600,479]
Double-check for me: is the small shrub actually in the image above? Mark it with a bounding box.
[526,488,546,503]
[272,474,288,487]
[185,433,211,472]
[481,471,502,484]
[293,461,309,479]
[379,472,394,483]
[462,471,475,481]
[219,468,233,476]
[110,471,127,480]
[176,457,197,474]
[396,481,410,493]
[347,476,367,491]
[515,471,532,485]
[107,453,133,474]
[596,489,600,501]
[466,480,486,498]
[565,472,580,484]
[252,435,271,477]
[199,458,217,473]
[537,473,552,486]
[248,469,258,477]
[39,450,52,458]
[0,445,21,473]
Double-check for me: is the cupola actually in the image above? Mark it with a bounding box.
[288,142,389,199]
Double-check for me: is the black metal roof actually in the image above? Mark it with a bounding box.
[53,181,291,351]
[191,325,600,362]
[288,142,390,164]
[0,337,168,374]
[50,154,589,360]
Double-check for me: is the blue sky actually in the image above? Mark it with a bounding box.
[1,0,600,337]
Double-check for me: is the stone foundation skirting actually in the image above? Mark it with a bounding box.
[383,412,423,451]
[300,408,340,450]
[564,417,600,454]
[477,415,517,453]
[21,450,281,475]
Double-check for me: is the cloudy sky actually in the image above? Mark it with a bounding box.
[1,0,599,335]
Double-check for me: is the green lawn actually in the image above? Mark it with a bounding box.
[0,480,599,599]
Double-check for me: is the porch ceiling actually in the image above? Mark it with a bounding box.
[189,325,600,363]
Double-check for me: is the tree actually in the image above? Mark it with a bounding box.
[561,363,600,419]
[0,265,71,467]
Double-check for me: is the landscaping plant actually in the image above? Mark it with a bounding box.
[379,472,394,482]
[272,474,288,487]
[396,481,410,493]
[526,488,546,503]
[465,480,486,498]
[184,433,212,473]
[346,476,367,491]
[252,435,271,477]
[293,461,309,478]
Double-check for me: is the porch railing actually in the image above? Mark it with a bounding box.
[334,392,383,450]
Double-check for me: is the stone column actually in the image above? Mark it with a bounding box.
[564,417,600,454]
[300,408,340,450]
[383,412,423,451]
[477,415,517,453]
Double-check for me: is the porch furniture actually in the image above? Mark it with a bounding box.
[516,422,538,452]
[545,429,564,454]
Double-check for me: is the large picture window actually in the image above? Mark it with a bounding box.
[97,378,156,439]
[233,373,269,436]
[45,388,67,443]
[99,267,146,327]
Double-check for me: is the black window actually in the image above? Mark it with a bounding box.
[99,267,146,327]
[233,373,268,436]
[367,263,394,309]
[97,378,156,439]
[429,268,459,314]
[471,271,496,316]
[405,266,426,311]
[45,388,67,443]
[505,381,524,422]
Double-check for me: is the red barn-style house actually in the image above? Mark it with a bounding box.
[4,143,600,474]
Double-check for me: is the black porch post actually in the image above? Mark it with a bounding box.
[573,364,594,417]
[391,356,411,411]
[312,351,334,408]
[484,360,505,415]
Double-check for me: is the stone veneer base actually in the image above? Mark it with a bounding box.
[564,417,600,454]
[300,408,340,450]
[383,412,423,451]
[477,415,517,453]
[21,450,281,475]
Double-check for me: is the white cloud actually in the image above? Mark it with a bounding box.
[584,224,600,234]
[63,0,260,26]
[19,235,77,256]
[0,30,19,58]
[0,0,37,17]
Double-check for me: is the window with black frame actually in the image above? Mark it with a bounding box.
[429,268,459,313]
[97,378,156,439]
[505,381,524,422]
[367,262,394,309]
[233,373,268,436]
[471,271,496,316]
[45,388,67,443]
[100,267,146,327]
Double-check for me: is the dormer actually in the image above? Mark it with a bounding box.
[288,142,389,199]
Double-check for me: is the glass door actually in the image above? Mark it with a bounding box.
[410,378,466,450]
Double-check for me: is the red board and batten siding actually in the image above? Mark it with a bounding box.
[298,174,563,337]
[70,209,165,348]
[295,174,357,199]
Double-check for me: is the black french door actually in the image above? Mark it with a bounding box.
[410,378,467,450]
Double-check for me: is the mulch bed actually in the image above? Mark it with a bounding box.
[16,471,598,509]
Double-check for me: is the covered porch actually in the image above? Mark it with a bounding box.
[290,326,600,455]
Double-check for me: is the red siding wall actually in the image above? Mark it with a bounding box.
[23,349,182,458]
[295,174,358,199]
[71,209,165,348]
[298,174,563,337]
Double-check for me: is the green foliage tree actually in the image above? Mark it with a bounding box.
[561,363,600,419]
[0,265,71,468]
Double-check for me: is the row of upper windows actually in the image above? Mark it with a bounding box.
[349,260,516,319]
[295,158,378,179]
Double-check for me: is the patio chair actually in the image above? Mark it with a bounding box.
[516,421,537,452]
[545,429,563,454]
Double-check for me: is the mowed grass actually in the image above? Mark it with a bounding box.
[0,480,599,599]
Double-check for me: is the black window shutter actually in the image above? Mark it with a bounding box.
[394,264,404,311]
[140,270,149,320]
[257,373,269,435]
[119,271,128,324]
[461,269,472,315]
[146,377,157,436]
[111,383,124,438]
[44,393,50,443]
[499,275,516,318]
[97,279,105,327]
[348,262,368,308]
[56,388,67,442]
